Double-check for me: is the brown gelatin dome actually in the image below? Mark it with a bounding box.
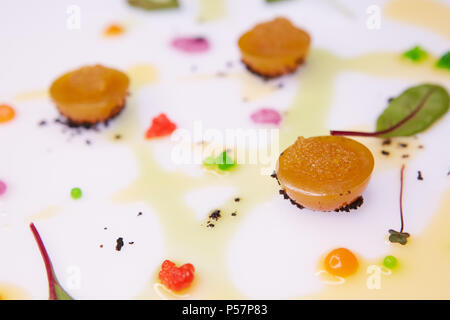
[49,65,129,125]
[276,136,374,211]
[238,17,311,78]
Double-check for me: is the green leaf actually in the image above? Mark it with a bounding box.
[388,229,410,245]
[436,51,450,70]
[376,84,449,137]
[402,46,428,62]
[30,223,74,300]
[127,0,179,10]
[216,151,235,171]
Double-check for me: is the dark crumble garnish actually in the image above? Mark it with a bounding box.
[114,134,122,140]
[231,211,237,216]
[272,171,362,212]
[382,138,392,146]
[137,212,142,216]
[85,139,91,145]
[279,189,305,210]
[418,145,424,149]
[381,150,390,156]
[417,171,423,180]
[402,154,410,158]
[209,209,221,221]
[38,120,47,127]
[334,196,363,212]
[398,143,408,148]
[128,241,134,245]
[388,97,395,103]
[234,197,241,202]
[207,223,215,228]
[104,227,108,230]
[277,83,284,89]
[100,244,103,248]
[115,237,124,251]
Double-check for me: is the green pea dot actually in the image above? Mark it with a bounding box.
[71,187,82,200]
[383,255,398,269]
[216,151,235,171]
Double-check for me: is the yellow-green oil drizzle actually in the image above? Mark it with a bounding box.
[109,48,448,299]
[197,0,227,22]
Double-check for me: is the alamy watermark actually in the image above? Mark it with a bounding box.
[170,121,280,175]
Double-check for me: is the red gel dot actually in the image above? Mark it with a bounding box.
[250,108,282,125]
[0,180,7,196]
[145,113,177,139]
[171,37,210,53]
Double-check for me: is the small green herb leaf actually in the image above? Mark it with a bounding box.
[30,223,73,300]
[388,229,410,245]
[376,84,449,137]
[436,51,450,70]
[128,0,179,10]
[402,46,428,62]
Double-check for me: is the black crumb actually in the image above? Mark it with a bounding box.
[382,138,392,146]
[231,211,237,216]
[207,223,215,228]
[128,241,134,245]
[38,120,47,127]
[114,134,122,140]
[398,143,408,148]
[137,212,142,216]
[418,145,424,149]
[100,244,103,248]
[277,83,284,89]
[234,197,241,202]
[381,150,390,156]
[279,189,305,210]
[334,196,364,212]
[417,171,423,180]
[209,209,221,221]
[85,139,91,145]
[402,154,410,158]
[270,171,277,179]
[104,227,108,230]
[388,97,395,103]
[115,237,124,251]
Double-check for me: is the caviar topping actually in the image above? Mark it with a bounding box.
[238,17,310,78]
[276,136,374,211]
[49,65,129,125]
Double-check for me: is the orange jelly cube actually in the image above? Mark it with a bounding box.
[238,17,310,78]
[276,136,374,211]
[49,65,129,125]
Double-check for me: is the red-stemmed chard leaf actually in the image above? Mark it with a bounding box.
[331,84,449,138]
[30,223,73,300]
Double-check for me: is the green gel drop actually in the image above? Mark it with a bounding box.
[383,255,398,269]
[71,187,82,200]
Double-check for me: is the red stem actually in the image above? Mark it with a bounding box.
[399,165,405,232]
[330,89,435,137]
[30,223,58,300]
